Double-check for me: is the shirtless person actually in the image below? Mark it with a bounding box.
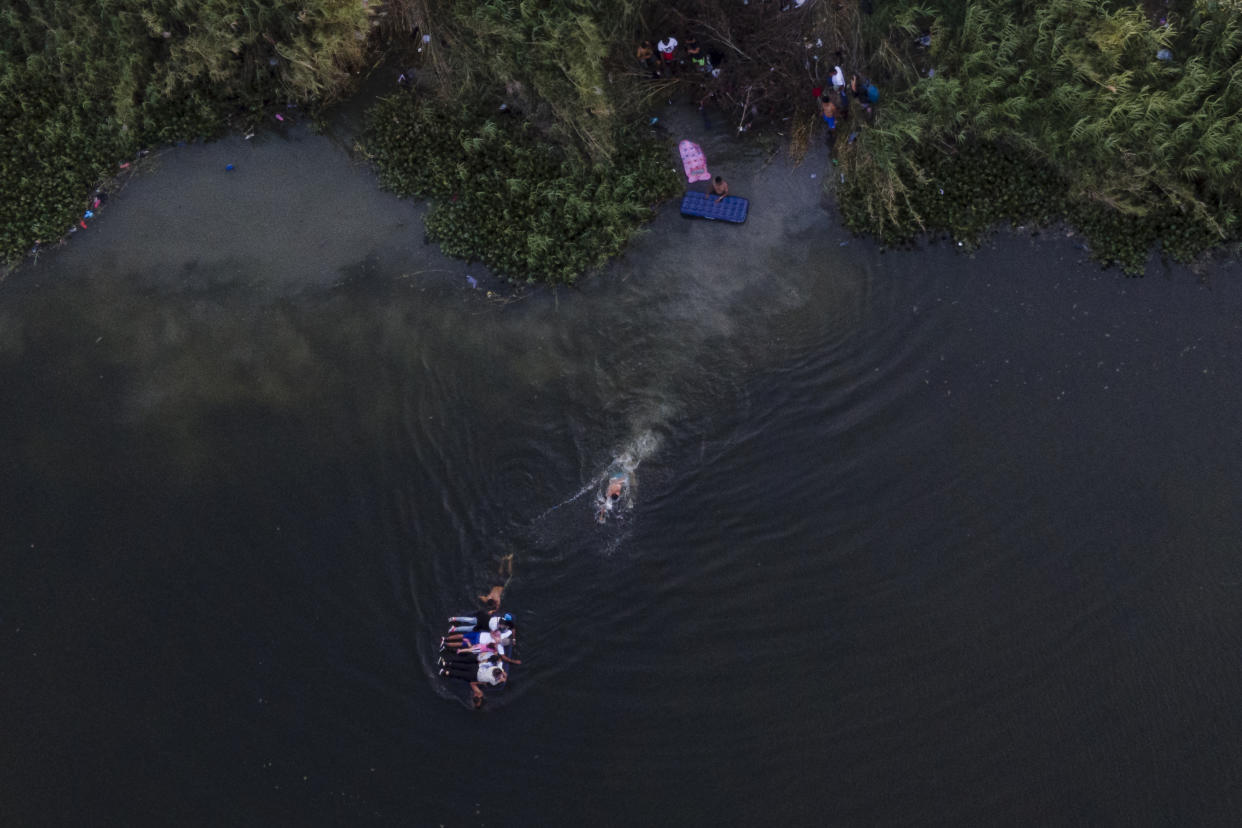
[712,175,729,203]
[596,473,629,523]
[476,553,513,610]
[636,40,655,76]
[821,95,840,157]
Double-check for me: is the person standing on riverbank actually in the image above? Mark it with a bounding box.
[636,40,655,77]
[658,36,679,76]
[686,36,706,71]
[821,95,840,159]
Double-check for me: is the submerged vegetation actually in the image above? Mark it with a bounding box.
[5,0,1242,278]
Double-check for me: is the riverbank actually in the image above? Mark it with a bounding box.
[9,1,1242,281]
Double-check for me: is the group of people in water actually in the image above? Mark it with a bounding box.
[438,558,520,710]
[440,458,643,709]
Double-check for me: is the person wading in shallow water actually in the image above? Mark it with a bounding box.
[712,175,729,203]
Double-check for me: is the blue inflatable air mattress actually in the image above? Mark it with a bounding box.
[680,191,749,223]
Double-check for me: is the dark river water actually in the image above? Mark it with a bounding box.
[2,118,1241,826]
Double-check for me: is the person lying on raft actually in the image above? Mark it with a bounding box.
[596,473,629,523]
[442,636,523,665]
[448,631,522,664]
[448,611,514,634]
[441,625,513,653]
[441,657,506,710]
[440,659,507,703]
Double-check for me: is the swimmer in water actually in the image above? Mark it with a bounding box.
[477,553,513,610]
[596,473,629,523]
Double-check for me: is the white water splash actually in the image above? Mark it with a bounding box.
[594,428,663,523]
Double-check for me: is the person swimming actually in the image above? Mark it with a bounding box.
[596,473,629,523]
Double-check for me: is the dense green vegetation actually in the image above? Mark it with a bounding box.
[839,0,1242,271]
[6,0,1242,279]
[364,93,677,283]
[1,0,374,267]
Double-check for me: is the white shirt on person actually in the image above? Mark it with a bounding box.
[479,629,513,646]
[658,37,678,54]
[476,663,505,685]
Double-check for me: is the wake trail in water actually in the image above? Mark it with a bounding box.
[533,482,596,521]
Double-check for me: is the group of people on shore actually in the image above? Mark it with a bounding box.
[438,557,520,710]
[819,66,879,160]
[636,35,722,79]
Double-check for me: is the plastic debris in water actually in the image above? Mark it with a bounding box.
[649,117,658,124]
[84,210,94,218]
[119,162,130,169]
[225,164,234,171]
[275,113,284,121]
[839,241,849,246]
[466,275,478,288]
[79,220,88,230]
[1156,49,1172,61]
[422,34,431,43]
[810,173,817,179]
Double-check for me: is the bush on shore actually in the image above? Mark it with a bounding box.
[838,0,1242,272]
[364,92,678,284]
[1,0,375,268]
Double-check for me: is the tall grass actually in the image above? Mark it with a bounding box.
[1,0,375,268]
[840,0,1242,271]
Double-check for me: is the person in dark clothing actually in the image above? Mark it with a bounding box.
[685,36,706,70]
[441,660,507,688]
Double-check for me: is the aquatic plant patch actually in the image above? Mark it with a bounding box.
[363,93,678,284]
